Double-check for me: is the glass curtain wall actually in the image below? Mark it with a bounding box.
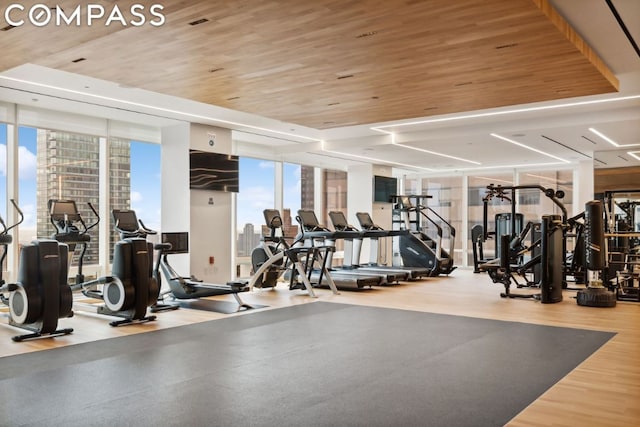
[517,169,574,252]
[301,165,315,210]
[236,157,275,276]
[108,139,161,260]
[322,169,347,227]
[322,169,347,265]
[467,173,515,265]
[19,127,102,269]
[403,177,419,195]
[421,176,463,265]
[517,170,573,221]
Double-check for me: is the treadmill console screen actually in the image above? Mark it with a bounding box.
[297,209,320,229]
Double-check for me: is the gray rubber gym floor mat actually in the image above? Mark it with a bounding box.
[0,302,615,427]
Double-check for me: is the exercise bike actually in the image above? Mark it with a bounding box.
[1,200,74,341]
[49,199,158,326]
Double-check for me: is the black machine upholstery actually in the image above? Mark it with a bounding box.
[1,200,74,341]
[47,200,158,326]
[8,239,74,341]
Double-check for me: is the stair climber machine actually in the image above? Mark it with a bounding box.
[329,210,428,281]
[391,195,456,276]
[249,209,339,297]
[49,199,157,326]
[295,209,382,290]
[112,209,252,312]
[354,212,431,280]
[1,200,74,341]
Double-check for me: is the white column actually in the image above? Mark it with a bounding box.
[161,123,191,274]
[461,174,469,268]
[7,115,19,281]
[574,160,594,214]
[275,161,283,214]
[188,123,233,283]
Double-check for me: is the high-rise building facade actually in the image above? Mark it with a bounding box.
[36,130,130,266]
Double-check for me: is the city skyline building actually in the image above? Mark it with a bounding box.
[36,130,130,265]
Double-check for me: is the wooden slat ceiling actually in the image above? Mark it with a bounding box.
[0,0,619,129]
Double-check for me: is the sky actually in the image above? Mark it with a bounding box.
[129,141,161,231]
[236,158,301,233]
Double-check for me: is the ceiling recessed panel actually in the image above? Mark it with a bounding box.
[0,0,618,129]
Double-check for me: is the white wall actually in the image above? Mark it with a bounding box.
[371,165,394,231]
[347,163,395,264]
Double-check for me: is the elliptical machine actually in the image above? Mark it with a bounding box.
[1,200,74,341]
[49,199,158,326]
[250,209,339,297]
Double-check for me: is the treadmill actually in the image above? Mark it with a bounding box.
[295,210,384,289]
[328,211,410,281]
[355,212,431,279]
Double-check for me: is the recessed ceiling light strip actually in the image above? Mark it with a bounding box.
[0,75,322,143]
[321,148,434,171]
[392,142,481,165]
[434,161,566,173]
[589,127,640,148]
[474,176,514,184]
[371,94,640,133]
[490,133,571,164]
[627,151,640,161]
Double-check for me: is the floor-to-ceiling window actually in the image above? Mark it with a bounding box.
[236,157,275,276]
[467,172,515,265]
[108,139,161,259]
[517,170,573,222]
[422,176,463,265]
[322,169,347,265]
[23,127,102,270]
[17,127,38,247]
[322,169,347,227]
[301,165,315,211]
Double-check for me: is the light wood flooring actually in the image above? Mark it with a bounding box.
[1,268,638,426]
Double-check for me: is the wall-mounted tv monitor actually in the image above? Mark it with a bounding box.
[189,150,239,192]
[373,175,398,203]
